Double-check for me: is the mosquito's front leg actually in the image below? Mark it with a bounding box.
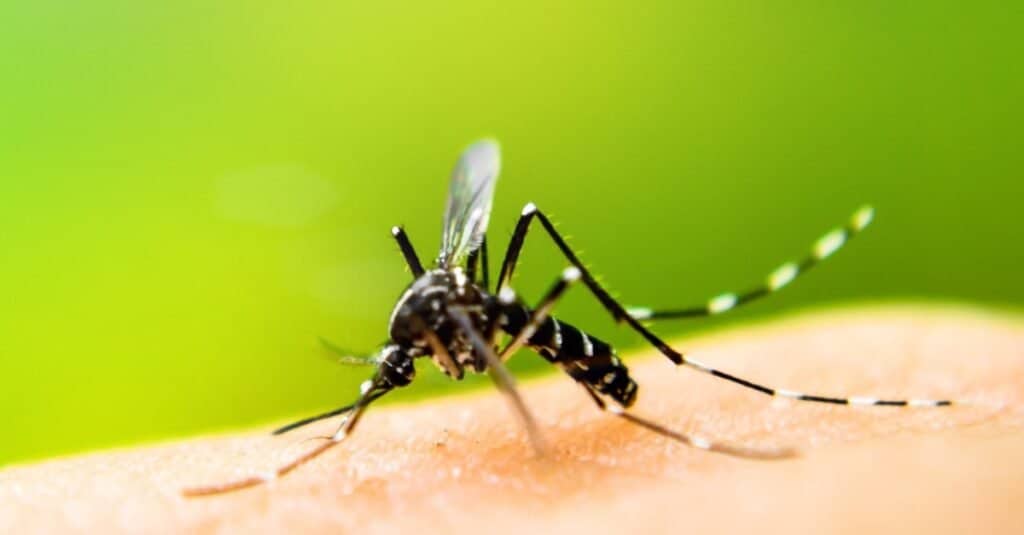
[181,347,415,497]
[391,225,425,277]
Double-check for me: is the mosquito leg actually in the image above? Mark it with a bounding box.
[498,204,958,409]
[480,237,490,290]
[575,382,794,459]
[391,225,425,277]
[496,202,689,365]
[466,236,490,291]
[625,205,875,321]
[423,329,464,380]
[682,355,958,407]
[448,307,547,453]
[577,383,794,459]
[467,242,480,284]
[271,387,391,436]
[497,266,581,360]
[182,379,393,497]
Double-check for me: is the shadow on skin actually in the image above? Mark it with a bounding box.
[1,304,1022,534]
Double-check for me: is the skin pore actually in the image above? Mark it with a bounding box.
[1,305,1022,534]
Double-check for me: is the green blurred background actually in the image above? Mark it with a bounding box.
[1,1,1021,465]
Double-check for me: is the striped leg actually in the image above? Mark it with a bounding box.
[683,356,956,407]
[626,205,875,321]
[496,203,689,365]
[391,225,425,278]
[577,383,795,460]
[182,378,393,497]
[498,266,582,360]
[497,203,957,409]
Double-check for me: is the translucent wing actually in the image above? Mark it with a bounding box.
[438,139,501,267]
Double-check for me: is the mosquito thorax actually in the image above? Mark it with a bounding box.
[387,267,488,350]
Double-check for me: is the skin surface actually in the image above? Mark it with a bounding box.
[1,305,1022,534]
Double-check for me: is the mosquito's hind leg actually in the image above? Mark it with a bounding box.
[572,378,795,460]
[496,203,959,410]
[625,205,875,321]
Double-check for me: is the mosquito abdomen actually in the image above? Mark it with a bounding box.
[502,304,638,407]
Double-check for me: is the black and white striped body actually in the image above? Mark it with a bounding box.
[500,304,637,407]
[385,267,638,407]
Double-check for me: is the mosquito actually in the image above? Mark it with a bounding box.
[184,139,956,496]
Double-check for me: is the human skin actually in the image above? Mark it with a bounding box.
[1,305,1022,534]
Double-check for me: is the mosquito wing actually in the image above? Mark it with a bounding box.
[438,139,501,267]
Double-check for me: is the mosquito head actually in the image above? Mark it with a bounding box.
[376,344,415,387]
